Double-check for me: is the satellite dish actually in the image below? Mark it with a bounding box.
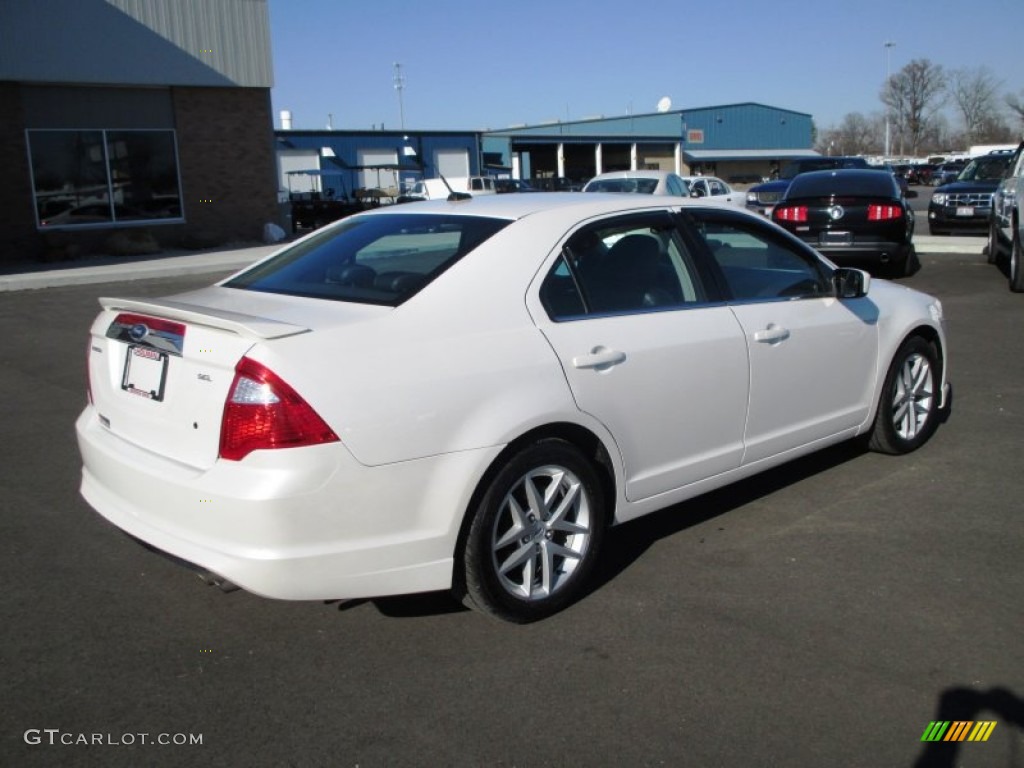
[656,96,672,113]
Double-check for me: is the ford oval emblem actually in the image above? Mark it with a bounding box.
[829,205,845,221]
[128,323,148,342]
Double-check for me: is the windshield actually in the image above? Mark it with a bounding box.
[585,178,660,194]
[957,156,1010,182]
[225,213,511,305]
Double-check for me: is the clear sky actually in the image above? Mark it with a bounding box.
[268,0,1024,133]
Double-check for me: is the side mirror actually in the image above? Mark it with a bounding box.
[834,267,870,299]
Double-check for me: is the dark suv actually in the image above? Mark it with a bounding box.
[928,150,1015,235]
[745,156,870,215]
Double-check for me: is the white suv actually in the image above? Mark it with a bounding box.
[989,142,1024,292]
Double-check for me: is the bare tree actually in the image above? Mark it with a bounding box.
[881,59,946,155]
[948,67,1003,143]
[1006,90,1024,136]
[815,112,884,156]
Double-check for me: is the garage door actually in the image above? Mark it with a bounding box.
[358,149,398,191]
[279,149,320,194]
[435,149,469,179]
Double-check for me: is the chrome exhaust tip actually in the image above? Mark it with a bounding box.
[197,570,240,593]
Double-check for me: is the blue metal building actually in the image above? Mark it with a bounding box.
[483,102,815,185]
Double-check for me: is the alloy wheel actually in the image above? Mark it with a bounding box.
[891,352,934,441]
[490,464,592,601]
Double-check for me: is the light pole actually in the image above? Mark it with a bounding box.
[883,41,895,160]
[393,62,406,132]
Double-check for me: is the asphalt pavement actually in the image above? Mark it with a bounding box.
[1,243,1021,767]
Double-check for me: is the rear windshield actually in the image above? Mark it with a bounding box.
[225,213,511,305]
[585,178,659,194]
[787,171,896,198]
[780,158,868,179]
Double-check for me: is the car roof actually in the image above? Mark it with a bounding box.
[352,191,741,222]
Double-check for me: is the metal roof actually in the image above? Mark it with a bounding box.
[684,149,821,162]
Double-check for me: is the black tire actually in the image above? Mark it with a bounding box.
[928,225,947,236]
[869,336,941,455]
[890,244,919,278]
[457,439,607,623]
[1011,229,1024,293]
[986,218,1001,264]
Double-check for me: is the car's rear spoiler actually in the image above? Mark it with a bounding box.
[98,297,310,340]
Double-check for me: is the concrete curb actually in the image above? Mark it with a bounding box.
[913,235,985,255]
[0,245,280,292]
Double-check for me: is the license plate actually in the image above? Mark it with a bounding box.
[956,206,974,216]
[122,345,168,401]
[820,231,853,246]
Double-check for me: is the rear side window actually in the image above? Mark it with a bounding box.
[225,214,510,305]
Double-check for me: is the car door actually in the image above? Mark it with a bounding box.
[530,211,749,502]
[709,178,743,207]
[683,208,879,465]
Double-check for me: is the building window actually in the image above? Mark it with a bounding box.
[27,129,184,229]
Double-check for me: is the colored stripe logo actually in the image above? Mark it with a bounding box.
[921,721,997,742]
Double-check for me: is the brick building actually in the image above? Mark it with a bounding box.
[0,0,278,263]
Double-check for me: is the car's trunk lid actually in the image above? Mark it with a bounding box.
[87,294,331,470]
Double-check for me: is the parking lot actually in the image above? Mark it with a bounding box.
[2,248,1022,767]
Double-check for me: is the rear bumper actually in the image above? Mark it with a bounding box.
[802,239,911,265]
[76,407,502,600]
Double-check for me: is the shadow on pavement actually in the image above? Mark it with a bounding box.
[913,686,1024,768]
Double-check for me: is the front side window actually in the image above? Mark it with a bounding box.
[28,129,183,229]
[685,210,831,301]
[225,213,510,306]
[540,213,708,320]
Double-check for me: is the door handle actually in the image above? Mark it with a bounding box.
[572,347,626,370]
[754,324,790,344]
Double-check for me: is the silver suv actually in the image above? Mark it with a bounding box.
[988,142,1024,292]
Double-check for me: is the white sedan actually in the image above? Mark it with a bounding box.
[679,175,748,208]
[583,170,691,196]
[77,194,950,622]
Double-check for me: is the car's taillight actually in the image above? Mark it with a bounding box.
[774,205,808,223]
[868,204,903,221]
[219,357,339,461]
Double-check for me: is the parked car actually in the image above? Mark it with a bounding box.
[770,169,916,276]
[988,141,1024,292]
[529,176,582,192]
[404,176,497,201]
[495,178,536,194]
[77,193,949,622]
[746,156,871,215]
[582,170,690,196]
[933,160,967,187]
[678,175,746,207]
[905,164,934,186]
[880,163,911,197]
[928,151,1015,235]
